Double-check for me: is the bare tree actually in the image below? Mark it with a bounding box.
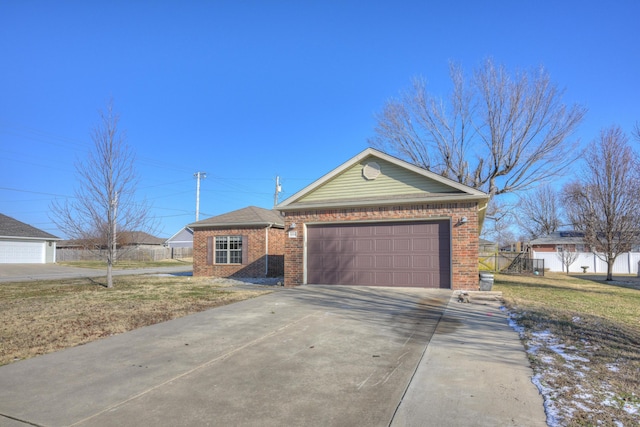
[51,101,155,288]
[370,59,587,199]
[563,126,640,281]
[556,244,579,275]
[481,199,515,246]
[517,184,563,239]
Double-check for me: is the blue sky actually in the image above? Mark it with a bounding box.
[1,1,639,239]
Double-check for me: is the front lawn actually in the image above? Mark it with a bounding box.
[496,273,640,426]
[0,275,268,366]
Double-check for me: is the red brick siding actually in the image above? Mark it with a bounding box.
[193,226,285,278]
[283,203,480,290]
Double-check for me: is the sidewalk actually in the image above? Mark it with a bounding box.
[391,291,547,426]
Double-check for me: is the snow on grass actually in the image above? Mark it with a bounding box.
[505,309,639,426]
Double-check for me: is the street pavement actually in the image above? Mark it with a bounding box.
[0,275,547,426]
[0,263,193,283]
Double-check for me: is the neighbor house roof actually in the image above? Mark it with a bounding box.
[119,231,165,245]
[530,231,586,245]
[189,206,285,229]
[165,227,193,243]
[0,213,60,240]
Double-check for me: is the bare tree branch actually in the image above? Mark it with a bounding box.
[563,126,640,281]
[517,184,563,239]
[50,100,156,288]
[369,58,587,200]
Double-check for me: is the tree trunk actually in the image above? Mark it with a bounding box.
[107,260,113,288]
[606,261,614,281]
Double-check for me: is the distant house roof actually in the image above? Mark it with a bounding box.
[0,213,59,240]
[119,231,165,245]
[189,206,285,229]
[530,231,586,245]
[165,227,193,243]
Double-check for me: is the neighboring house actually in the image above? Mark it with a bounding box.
[58,231,165,250]
[165,227,193,249]
[118,231,165,249]
[479,238,498,252]
[530,231,640,274]
[0,213,60,264]
[276,148,489,290]
[190,206,285,278]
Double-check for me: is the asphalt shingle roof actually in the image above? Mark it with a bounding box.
[189,206,284,228]
[0,213,60,240]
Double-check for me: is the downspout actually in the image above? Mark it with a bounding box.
[265,224,274,276]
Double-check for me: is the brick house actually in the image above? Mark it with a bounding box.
[276,148,489,290]
[190,206,285,278]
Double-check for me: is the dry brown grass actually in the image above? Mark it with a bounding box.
[496,273,640,426]
[0,275,269,366]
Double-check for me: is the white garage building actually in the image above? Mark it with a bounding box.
[0,214,60,264]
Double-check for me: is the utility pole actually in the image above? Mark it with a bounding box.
[274,175,282,207]
[194,172,207,221]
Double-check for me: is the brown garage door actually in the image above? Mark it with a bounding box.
[306,220,451,288]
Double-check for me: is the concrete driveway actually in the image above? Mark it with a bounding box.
[0,286,447,426]
[0,285,546,427]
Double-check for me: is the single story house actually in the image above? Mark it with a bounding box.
[276,148,489,290]
[190,206,285,278]
[118,231,165,249]
[58,231,165,250]
[530,231,640,274]
[0,213,60,263]
[165,227,193,249]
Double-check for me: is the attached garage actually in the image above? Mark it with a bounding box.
[0,240,45,264]
[0,213,60,264]
[307,221,450,288]
[277,148,488,290]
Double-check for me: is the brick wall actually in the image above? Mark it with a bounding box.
[193,226,285,278]
[282,202,480,290]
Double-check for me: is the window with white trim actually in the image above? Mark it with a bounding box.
[215,236,242,264]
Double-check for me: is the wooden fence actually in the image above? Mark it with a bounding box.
[57,247,193,262]
[479,251,524,272]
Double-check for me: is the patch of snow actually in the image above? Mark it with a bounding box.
[606,363,620,372]
[531,373,562,426]
[623,401,639,415]
[548,343,590,363]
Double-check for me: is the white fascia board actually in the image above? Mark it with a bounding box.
[0,235,61,241]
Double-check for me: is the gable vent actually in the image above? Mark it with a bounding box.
[362,162,381,180]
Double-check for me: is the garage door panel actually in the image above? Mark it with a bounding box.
[355,255,374,269]
[307,220,451,288]
[393,238,411,251]
[393,255,410,268]
[374,271,392,286]
[375,239,392,251]
[355,240,373,252]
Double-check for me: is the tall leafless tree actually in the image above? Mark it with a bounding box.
[563,126,640,281]
[51,101,155,288]
[369,59,587,199]
[517,184,563,239]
